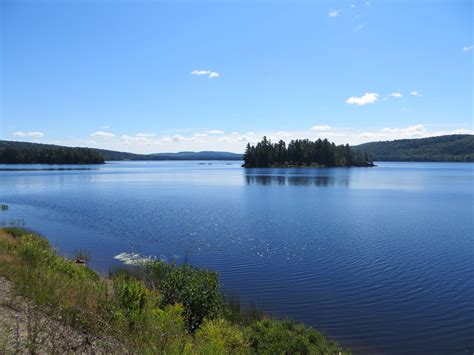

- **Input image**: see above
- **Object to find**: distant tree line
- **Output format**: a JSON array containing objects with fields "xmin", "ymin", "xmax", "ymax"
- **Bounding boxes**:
[
  {"xmin": 243, "ymin": 137, "xmax": 373, "ymax": 167},
  {"xmin": 0, "ymin": 146, "xmax": 104, "ymax": 164},
  {"xmin": 354, "ymin": 134, "xmax": 474, "ymax": 162}
]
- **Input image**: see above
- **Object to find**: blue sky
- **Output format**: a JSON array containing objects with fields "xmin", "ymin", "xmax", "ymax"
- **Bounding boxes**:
[{"xmin": 1, "ymin": 0, "xmax": 472, "ymax": 153}]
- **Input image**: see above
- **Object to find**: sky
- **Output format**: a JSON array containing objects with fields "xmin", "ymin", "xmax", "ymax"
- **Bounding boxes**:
[{"xmin": 1, "ymin": 0, "xmax": 472, "ymax": 153}]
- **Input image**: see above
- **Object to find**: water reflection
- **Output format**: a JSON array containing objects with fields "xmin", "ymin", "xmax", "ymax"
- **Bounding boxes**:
[
  {"xmin": 0, "ymin": 168, "xmax": 96, "ymax": 171},
  {"xmin": 244, "ymin": 169, "xmax": 350, "ymax": 187}
]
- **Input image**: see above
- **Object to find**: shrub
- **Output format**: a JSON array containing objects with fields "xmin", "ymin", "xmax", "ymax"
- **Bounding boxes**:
[
  {"xmin": 112, "ymin": 276, "xmax": 157, "ymax": 319},
  {"xmin": 224, "ymin": 295, "xmax": 264, "ymax": 325},
  {"xmin": 195, "ymin": 319, "xmax": 250, "ymax": 354},
  {"xmin": 110, "ymin": 275, "xmax": 190, "ymax": 353},
  {"xmin": 143, "ymin": 261, "xmax": 224, "ymax": 331},
  {"xmin": 245, "ymin": 319, "xmax": 346, "ymax": 355}
]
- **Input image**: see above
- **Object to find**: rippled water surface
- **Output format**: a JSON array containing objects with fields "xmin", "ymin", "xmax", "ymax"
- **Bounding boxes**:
[{"xmin": 1, "ymin": 161, "xmax": 473, "ymax": 353}]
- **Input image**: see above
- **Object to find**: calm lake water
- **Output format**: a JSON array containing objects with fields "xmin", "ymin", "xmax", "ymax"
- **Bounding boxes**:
[{"xmin": 1, "ymin": 161, "xmax": 473, "ymax": 354}]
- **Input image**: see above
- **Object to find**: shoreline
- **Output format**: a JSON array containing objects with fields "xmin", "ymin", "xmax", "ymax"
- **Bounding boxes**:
[
  {"xmin": 242, "ymin": 163, "xmax": 376, "ymax": 168},
  {"xmin": 0, "ymin": 227, "xmax": 350, "ymax": 354}
]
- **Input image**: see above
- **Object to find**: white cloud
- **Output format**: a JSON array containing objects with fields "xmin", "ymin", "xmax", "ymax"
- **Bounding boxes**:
[
  {"xmin": 173, "ymin": 135, "xmax": 185, "ymax": 142},
  {"xmin": 135, "ymin": 133, "xmax": 156, "ymax": 137},
  {"xmin": 205, "ymin": 130, "xmax": 224, "ymax": 134},
  {"xmin": 328, "ymin": 9, "xmax": 341, "ymax": 17},
  {"xmin": 463, "ymin": 45, "xmax": 473, "ymax": 52},
  {"xmin": 191, "ymin": 70, "xmax": 220, "ymax": 78},
  {"xmin": 380, "ymin": 124, "xmax": 426, "ymax": 135},
  {"xmin": 355, "ymin": 124, "xmax": 474, "ymax": 142},
  {"xmin": 410, "ymin": 91, "xmax": 422, "ymax": 97},
  {"xmin": 274, "ymin": 131, "xmax": 292, "ymax": 137},
  {"xmin": 40, "ymin": 123, "xmax": 473, "ymax": 154},
  {"xmin": 389, "ymin": 92, "xmax": 403, "ymax": 98},
  {"xmin": 13, "ymin": 131, "xmax": 44, "ymax": 138},
  {"xmin": 346, "ymin": 92, "xmax": 379, "ymax": 105},
  {"xmin": 358, "ymin": 124, "xmax": 432, "ymax": 141},
  {"xmin": 161, "ymin": 136, "xmax": 173, "ymax": 144},
  {"xmin": 450, "ymin": 128, "xmax": 472, "ymax": 134},
  {"xmin": 90, "ymin": 131, "xmax": 115, "ymax": 138},
  {"xmin": 311, "ymin": 125, "xmax": 332, "ymax": 131}
]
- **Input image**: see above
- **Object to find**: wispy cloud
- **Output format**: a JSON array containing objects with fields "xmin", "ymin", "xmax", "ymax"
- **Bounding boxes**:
[
  {"xmin": 44, "ymin": 123, "xmax": 473, "ymax": 154},
  {"xmin": 389, "ymin": 92, "xmax": 403, "ymax": 98},
  {"xmin": 358, "ymin": 124, "xmax": 473, "ymax": 142},
  {"xmin": 90, "ymin": 131, "xmax": 115, "ymax": 138},
  {"xmin": 353, "ymin": 23, "xmax": 367, "ymax": 32},
  {"xmin": 463, "ymin": 45, "xmax": 473, "ymax": 52},
  {"xmin": 311, "ymin": 125, "xmax": 332, "ymax": 131},
  {"xmin": 205, "ymin": 130, "xmax": 224, "ymax": 134},
  {"xmin": 410, "ymin": 91, "xmax": 423, "ymax": 97},
  {"xmin": 346, "ymin": 92, "xmax": 379, "ymax": 105},
  {"xmin": 13, "ymin": 131, "xmax": 44, "ymax": 138},
  {"xmin": 172, "ymin": 135, "xmax": 185, "ymax": 142},
  {"xmin": 328, "ymin": 9, "xmax": 341, "ymax": 17},
  {"xmin": 191, "ymin": 70, "xmax": 220, "ymax": 78},
  {"xmin": 359, "ymin": 124, "xmax": 428, "ymax": 140}
]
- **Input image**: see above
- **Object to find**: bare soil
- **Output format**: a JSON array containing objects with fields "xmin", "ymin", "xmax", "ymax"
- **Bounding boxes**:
[{"xmin": 0, "ymin": 276, "xmax": 125, "ymax": 354}]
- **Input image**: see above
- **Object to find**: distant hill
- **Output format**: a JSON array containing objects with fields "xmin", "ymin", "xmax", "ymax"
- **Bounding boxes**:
[
  {"xmin": 3, "ymin": 134, "xmax": 471, "ymax": 164},
  {"xmin": 98, "ymin": 150, "xmax": 242, "ymax": 161},
  {"xmin": 137, "ymin": 151, "xmax": 243, "ymax": 161},
  {"xmin": 354, "ymin": 134, "xmax": 474, "ymax": 162},
  {"xmin": 0, "ymin": 140, "xmax": 104, "ymax": 164},
  {"xmin": 0, "ymin": 140, "xmax": 242, "ymax": 164},
  {"xmin": 93, "ymin": 148, "xmax": 140, "ymax": 161}
]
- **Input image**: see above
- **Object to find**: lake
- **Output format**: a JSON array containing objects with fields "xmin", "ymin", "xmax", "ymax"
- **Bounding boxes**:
[{"xmin": 0, "ymin": 161, "xmax": 473, "ymax": 354}]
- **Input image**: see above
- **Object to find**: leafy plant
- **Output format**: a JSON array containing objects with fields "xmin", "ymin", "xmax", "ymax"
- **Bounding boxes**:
[
  {"xmin": 144, "ymin": 260, "xmax": 223, "ymax": 331},
  {"xmin": 245, "ymin": 319, "xmax": 346, "ymax": 355}
]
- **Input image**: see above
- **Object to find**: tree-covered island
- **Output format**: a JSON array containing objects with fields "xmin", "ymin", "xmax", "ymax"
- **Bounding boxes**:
[{"xmin": 243, "ymin": 137, "xmax": 374, "ymax": 168}]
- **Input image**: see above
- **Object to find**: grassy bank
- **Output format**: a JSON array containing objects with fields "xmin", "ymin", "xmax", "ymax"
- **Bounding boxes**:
[{"xmin": 0, "ymin": 227, "xmax": 348, "ymax": 354}]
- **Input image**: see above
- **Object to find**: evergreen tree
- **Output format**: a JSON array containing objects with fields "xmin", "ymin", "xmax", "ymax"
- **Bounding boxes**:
[{"xmin": 243, "ymin": 137, "xmax": 373, "ymax": 168}]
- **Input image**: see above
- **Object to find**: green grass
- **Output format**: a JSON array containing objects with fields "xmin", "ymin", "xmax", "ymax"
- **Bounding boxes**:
[{"xmin": 0, "ymin": 227, "xmax": 349, "ymax": 354}]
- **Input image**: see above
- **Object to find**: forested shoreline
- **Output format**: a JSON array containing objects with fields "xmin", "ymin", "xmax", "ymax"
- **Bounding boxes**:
[
  {"xmin": 0, "ymin": 141, "xmax": 104, "ymax": 164},
  {"xmin": 0, "ymin": 140, "xmax": 241, "ymax": 163},
  {"xmin": 354, "ymin": 134, "xmax": 474, "ymax": 162},
  {"xmin": 243, "ymin": 137, "xmax": 373, "ymax": 168},
  {"xmin": 2, "ymin": 134, "xmax": 472, "ymax": 164}
]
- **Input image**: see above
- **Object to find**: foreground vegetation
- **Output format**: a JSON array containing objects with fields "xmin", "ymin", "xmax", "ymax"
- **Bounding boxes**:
[
  {"xmin": 243, "ymin": 137, "xmax": 372, "ymax": 168},
  {"xmin": 0, "ymin": 227, "xmax": 348, "ymax": 354},
  {"xmin": 354, "ymin": 134, "xmax": 474, "ymax": 162}
]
